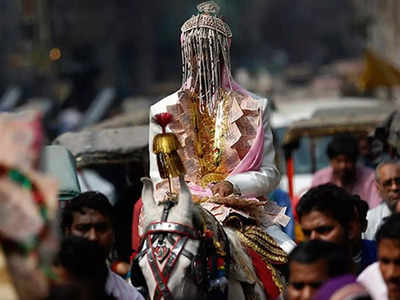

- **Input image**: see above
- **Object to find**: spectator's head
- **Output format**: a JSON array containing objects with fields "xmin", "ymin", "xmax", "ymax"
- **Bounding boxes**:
[
  {"xmin": 327, "ymin": 134, "xmax": 359, "ymax": 185},
  {"xmin": 358, "ymin": 136, "xmax": 371, "ymax": 159},
  {"xmin": 61, "ymin": 191, "xmax": 114, "ymax": 254},
  {"xmin": 296, "ymin": 184, "xmax": 358, "ymax": 247},
  {"xmin": 375, "ymin": 161, "xmax": 400, "ymax": 212},
  {"xmin": 288, "ymin": 240, "xmax": 353, "ymax": 300},
  {"xmin": 376, "ymin": 213, "xmax": 400, "ymax": 300},
  {"xmin": 347, "ymin": 195, "xmax": 370, "ymax": 275}
]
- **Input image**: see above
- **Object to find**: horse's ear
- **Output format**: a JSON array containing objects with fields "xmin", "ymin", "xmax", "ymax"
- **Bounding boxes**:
[
  {"xmin": 176, "ymin": 176, "xmax": 193, "ymax": 214},
  {"xmin": 141, "ymin": 177, "xmax": 156, "ymax": 211}
]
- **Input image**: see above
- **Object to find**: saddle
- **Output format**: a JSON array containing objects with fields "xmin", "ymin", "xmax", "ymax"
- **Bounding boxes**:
[{"xmin": 194, "ymin": 206, "xmax": 288, "ymax": 299}]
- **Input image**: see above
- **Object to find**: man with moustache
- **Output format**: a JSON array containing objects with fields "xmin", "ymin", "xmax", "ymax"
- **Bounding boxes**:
[
  {"xmin": 364, "ymin": 161, "xmax": 400, "ymax": 240},
  {"xmin": 358, "ymin": 213, "xmax": 400, "ymax": 300},
  {"xmin": 296, "ymin": 183, "xmax": 377, "ymax": 274},
  {"xmin": 311, "ymin": 134, "xmax": 381, "ymax": 208}
]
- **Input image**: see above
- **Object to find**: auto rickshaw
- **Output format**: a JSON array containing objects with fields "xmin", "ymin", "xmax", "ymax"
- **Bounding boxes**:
[{"xmin": 279, "ymin": 104, "xmax": 396, "ymax": 241}]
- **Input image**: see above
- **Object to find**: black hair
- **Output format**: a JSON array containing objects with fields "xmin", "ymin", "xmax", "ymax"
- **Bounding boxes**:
[
  {"xmin": 289, "ymin": 240, "xmax": 353, "ymax": 277},
  {"xmin": 327, "ymin": 134, "xmax": 359, "ymax": 162},
  {"xmin": 296, "ymin": 183, "xmax": 356, "ymax": 229},
  {"xmin": 376, "ymin": 213, "xmax": 400, "ymax": 243},
  {"xmin": 47, "ymin": 284, "xmax": 84, "ymax": 300},
  {"xmin": 59, "ymin": 236, "xmax": 108, "ymax": 280},
  {"xmin": 57, "ymin": 236, "xmax": 115, "ymax": 300},
  {"xmin": 353, "ymin": 195, "xmax": 369, "ymax": 232},
  {"xmin": 61, "ymin": 191, "xmax": 114, "ymax": 233}
]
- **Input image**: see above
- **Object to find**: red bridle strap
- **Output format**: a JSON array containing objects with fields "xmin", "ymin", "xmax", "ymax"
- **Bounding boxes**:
[{"xmin": 142, "ymin": 221, "xmax": 201, "ymax": 300}]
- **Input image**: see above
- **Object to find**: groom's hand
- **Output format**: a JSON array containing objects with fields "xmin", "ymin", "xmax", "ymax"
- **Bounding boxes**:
[{"xmin": 211, "ymin": 181, "xmax": 233, "ymax": 197}]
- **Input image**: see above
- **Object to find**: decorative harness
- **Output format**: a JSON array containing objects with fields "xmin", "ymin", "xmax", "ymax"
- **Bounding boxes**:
[{"xmin": 133, "ymin": 201, "xmax": 202, "ymax": 300}]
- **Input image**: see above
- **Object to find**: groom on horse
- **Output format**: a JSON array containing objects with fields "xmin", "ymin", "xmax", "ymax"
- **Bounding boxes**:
[
  {"xmin": 133, "ymin": 2, "xmax": 295, "ymax": 299},
  {"xmin": 148, "ymin": 0, "xmax": 295, "ymax": 255}
]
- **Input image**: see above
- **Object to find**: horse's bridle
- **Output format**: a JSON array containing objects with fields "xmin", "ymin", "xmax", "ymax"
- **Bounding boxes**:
[{"xmin": 133, "ymin": 201, "xmax": 202, "ymax": 300}]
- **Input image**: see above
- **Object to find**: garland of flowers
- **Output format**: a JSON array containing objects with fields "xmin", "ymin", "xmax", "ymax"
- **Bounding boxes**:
[{"xmin": 5, "ymin": 168, "xmax": 54, "ymax": 278}]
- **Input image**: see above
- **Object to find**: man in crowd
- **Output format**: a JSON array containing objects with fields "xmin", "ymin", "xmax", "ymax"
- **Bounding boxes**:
[
  {"xmin": 296, "ymin": 183, "xmax": 377, "ymax": 274},
  {"xmin": 311, "ymin": 134, "xmax": 381, "ymax": 208},
  {"xmin": 358, "ymin": 213, "xmax": 400, "ymax": 300},
  {"xmin": 288, "ymin": 240, "xmax": 353, "ymax": 300},
  {"xmin": 364, "ymin": 160, "xmax": 400, "ymax": 240},
  {"xmin": 61, "ymin": 191, "xmax": 143, "ymax": 300}
]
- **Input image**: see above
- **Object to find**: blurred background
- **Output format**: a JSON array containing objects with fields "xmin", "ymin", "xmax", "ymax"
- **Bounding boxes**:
[{"xmin": 2, "ymin": 0, "xmax": 400, "ymax": 139}]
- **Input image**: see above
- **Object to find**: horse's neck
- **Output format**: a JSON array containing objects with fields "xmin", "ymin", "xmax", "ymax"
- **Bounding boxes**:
[{"xmin": 194, "ymin": 207, "xmax": 268, "ymax": 300}]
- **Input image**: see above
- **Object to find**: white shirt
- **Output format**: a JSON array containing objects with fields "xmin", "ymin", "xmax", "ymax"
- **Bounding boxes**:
[
  {"xmin": 364, "ymin": 202, "xmax": 391, "ymax": 240},
  {"xmin": 106, "ymin": 269, "xmax": 144, "ymax": 300},
  {"xmin": 265, "ymin": 225, "xmax": 296, "ymax": 254},
  {"xmin": 357, "ymin": 262, "xmax": 387, "ymax": 300}
]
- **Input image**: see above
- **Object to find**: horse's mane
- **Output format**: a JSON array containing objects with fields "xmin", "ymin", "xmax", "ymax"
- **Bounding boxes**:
[{"xmin": 192, "ymin": 205, "xmax": 259, "ymax": 284}]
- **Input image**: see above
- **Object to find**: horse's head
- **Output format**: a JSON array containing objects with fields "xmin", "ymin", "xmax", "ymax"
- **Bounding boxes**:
[
  {"xmin": 140, "ymin": 177, "xmax": 194, "ymax": 230},
  {"xmin": 135, "ymin": 177, "xmax": 206, "ymax": 300}
]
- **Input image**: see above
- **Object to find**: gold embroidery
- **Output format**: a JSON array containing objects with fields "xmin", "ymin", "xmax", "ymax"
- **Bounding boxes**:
[
  {"xmin": 236, "ymin": 226, "xmax": 288, "ymax": 294},
  {"xmin": 188, "ymin": 89, "xmax": 230, "ymax": 185},
  {"xmin": 237, "ymin": 231, "xmax": 287, "ymax": 264},
  {"xmin": 242, "ymin": 226, "xmax": 288, "ymax": 260}
]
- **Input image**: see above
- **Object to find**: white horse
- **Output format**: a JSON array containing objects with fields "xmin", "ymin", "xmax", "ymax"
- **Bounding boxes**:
[{"xmin": 134, "ymin": 176, "xmax": 275, "ymax": 300}]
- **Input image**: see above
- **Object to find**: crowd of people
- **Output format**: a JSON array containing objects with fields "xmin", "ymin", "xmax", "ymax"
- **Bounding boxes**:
[{"xmin": 285, "ymin": 134, "xmax": 400, "ymax": 300}]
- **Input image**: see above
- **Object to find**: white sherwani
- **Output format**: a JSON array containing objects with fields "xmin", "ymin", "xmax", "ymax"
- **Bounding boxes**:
[
  {"xmin": 148, "ymin": 91, "xmax": 296, "ymax": 253},
  {"xmin": 149, "ymin": 91, "xmax": 280, "ymax": 198}
]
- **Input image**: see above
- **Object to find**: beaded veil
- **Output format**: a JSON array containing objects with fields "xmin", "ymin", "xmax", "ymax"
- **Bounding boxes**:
[{"xmin": 180, "ymin": 1, "xmax": 232, "ymax": 115}]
